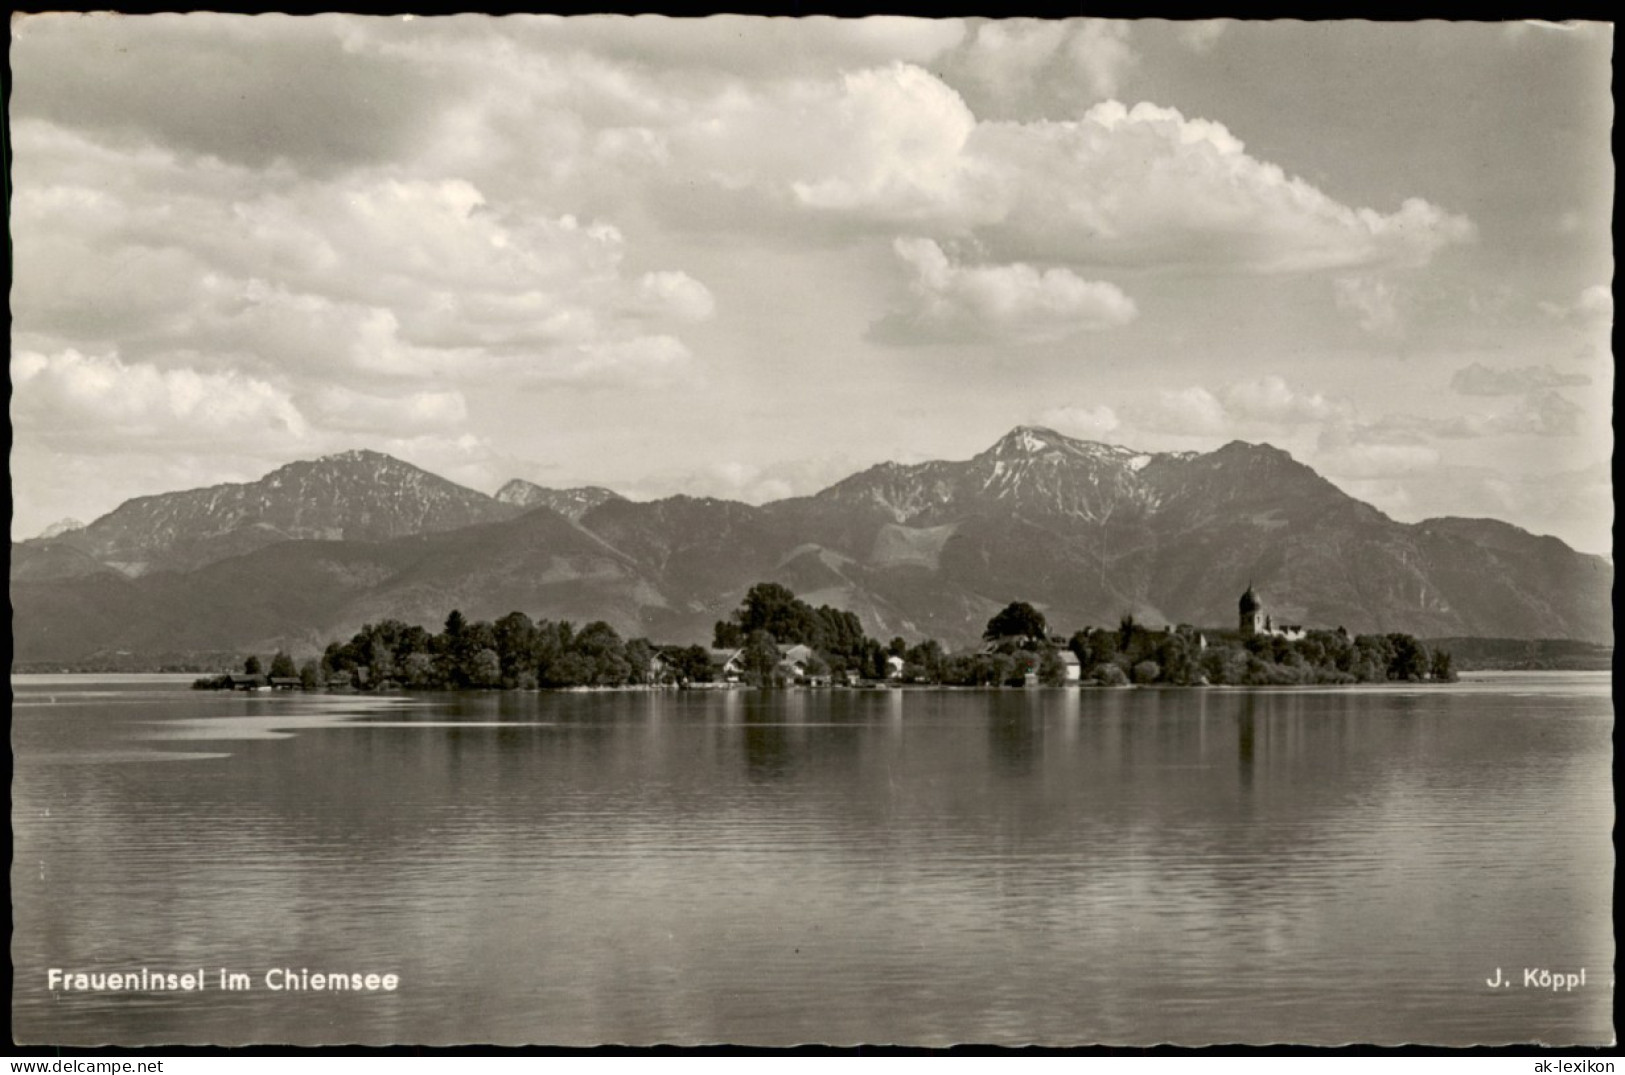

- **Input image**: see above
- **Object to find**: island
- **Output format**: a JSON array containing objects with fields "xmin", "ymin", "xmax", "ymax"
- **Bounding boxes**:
[{"xmin": 195, "ymin": 581, "xmax": 1455, "ymax": 692}]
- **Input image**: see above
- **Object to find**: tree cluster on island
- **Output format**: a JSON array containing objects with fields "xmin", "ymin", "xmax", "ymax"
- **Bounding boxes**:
[
  {"xmin": 709, "ymin": 581, "xmax": 926, "ymax": 683},
  {"xmin": 1066, "ymin": 612, "xmax": 1455, "ymax": 686},
  {"xmin": 195, "ymin": 582, "xmax": 1454, "ymax": 691},
  {"xmin": 908, "ymin": 601, "xmax": 1454, "ymax": 687},
  {"xmin": 198, "ymin": 612, "xmax": 663, "ymax": 691}
]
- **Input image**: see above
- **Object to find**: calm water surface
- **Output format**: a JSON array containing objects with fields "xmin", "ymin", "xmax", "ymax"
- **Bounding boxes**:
[{"xmin": 10, "ymin": 673, "xmax": 1614, "ymax": 1046}]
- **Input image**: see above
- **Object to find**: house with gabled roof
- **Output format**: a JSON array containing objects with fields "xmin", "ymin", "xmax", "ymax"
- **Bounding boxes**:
[
  {"xmin": 779, "ymin": 643, "xmax": 815, "ymax": 666},
  {"xmin": 707, "ymin": 648, "xmax": 745, "ymax": 682}
]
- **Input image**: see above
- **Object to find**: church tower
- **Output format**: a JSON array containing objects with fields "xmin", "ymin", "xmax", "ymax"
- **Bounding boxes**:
[{"xmin": 1239, "ymin": 585, "xmax": 1266, "ymax": 637}]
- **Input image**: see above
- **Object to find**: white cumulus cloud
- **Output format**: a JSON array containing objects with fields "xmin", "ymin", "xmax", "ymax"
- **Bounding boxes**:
[
  {"xmin": 950, "ymin": 20, "xmax": 1071, "ymax": 112},
  {"xmin": 1038, "ymin": 404, "xmax": 1121, "ymax": 441},
  {"xmin": 1315, "ymin": 441, "xmax": 1441, "ymax": 479},
  {"xmin": 631, "ymin": 271, "xmax": 716, "ymax": 322},
  {"xmin": 1134, "ymin": 386, "xmax": 1230, "ymax": 436},
  {"xmin": 11, "ymin": 142, "xmax": 715, "ymax": 392},
  {"xmin": 1129, "ymin": 376, "xmax": 1347, "ymax": 438},
  {"xmin": 784, "ymin": 64, "xmax": 985, "ymax": 224},
  {"xmin": 1334, "ymin": 275, "xmax": 1402, "ymax": 336},
  {"xmin": 1439, "ymin": 391, "xmax": 1586, "ymax": 438},
  {"xmin": 1450, "ymin": 361, "xmax": 1592, "ymax": 397},
  {"xmin": 873, "ymin": 237, "xmax": 1137, "ymax": 345},
  {"xmin": 945, "ymin": 19, "xmax": 1138, "ymax": 114},
  {"xmin": 1539, "ymin": 283, "xmax": 1613, "ymax": 323},
  {"xmin": 303, "ymin": 385, "xmax": 469, "ymax": 435},
  {"xmin": 1223, "ymin": 375, "xmax": 1350, "ymax": 425},
  {"xmin": 11, "ymin": 348, "xmax": 308, "ymax": 445},
  {"xmin": 594, "ymin": 62, "xmax": 1474, "ymax": 279},
  {"xmin": 975, "ymin": 102, "xmax": 1476, "ymax": 272},
  {"xmin": 1067, "ymin": 20, "xmax": 1139, "ymax": 99}
]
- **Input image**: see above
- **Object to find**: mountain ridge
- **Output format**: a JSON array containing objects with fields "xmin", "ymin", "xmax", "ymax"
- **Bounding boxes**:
[
  {"xmin": 16, "ymin": 449, "xmax": 524, "ymax": 577},
  {"xmin": 494, "ymin": 480, "xmax": 625, "ymax": 521},
  {"xmin": 11, "ymin": 428, "xmax": 1612, "ymax": 660}
]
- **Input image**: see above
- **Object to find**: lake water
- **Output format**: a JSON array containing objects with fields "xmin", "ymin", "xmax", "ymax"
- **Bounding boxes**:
[{"xmin": 10, "ymin": 673, "xmax": 1614, "ymax": 1047}]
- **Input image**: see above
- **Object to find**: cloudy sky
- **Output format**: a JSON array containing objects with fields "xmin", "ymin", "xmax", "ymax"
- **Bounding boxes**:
[{"xmin": 10, "ymin": 16, "xmax": 1613, "ymax": 555}]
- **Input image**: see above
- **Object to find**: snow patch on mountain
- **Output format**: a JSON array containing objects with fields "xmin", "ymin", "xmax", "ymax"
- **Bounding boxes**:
[{"xmin": 495, "ymin": 480, "xmax": 625, "ymax": 521}]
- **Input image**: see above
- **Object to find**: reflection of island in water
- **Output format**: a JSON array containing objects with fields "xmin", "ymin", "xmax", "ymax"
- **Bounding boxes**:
[{"xmin": 10, "ymin": 676, "xmax": 1612, "ymax": 1047}]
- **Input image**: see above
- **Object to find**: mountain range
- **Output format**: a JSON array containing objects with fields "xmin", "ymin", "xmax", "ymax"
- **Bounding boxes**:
[
  {"xmin": 494, "ymin": 480, "xmax": 624, "ymax": 520},
  {"xmin": 10, "ymin": 428, "xmax": 1613, "ymax": 664}
]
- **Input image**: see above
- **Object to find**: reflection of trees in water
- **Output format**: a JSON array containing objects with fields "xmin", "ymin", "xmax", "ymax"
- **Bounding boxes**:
[
  {"xmin": 742, "ymin": 717, "xmax": 795, "ymax": 781},
  {"xmin": 65, "ymin": 687, "xmax": 1446, "ymax": 895},
  {"xmin": 1237, "ymin": 695, "xmax": 1255, "ymax": 790},
  {"xmin": 737, "ymin": 692, "xmax": 872, "ymax": 783},
  {"xmin": 737, "ymin": 691, "xmax": 795, "ymax": 780},
  {"xmin": 986, "ymin": 693, "xmax": 1042, "ymax": 776},
  {"xmin": 1226, "ymin": 689, "xmax": 1428, "ymax": 809}
]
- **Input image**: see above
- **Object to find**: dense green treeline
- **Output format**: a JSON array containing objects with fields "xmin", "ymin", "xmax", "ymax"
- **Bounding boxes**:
[
  {"xmin": 712, "ymin": 582, "xmax": 899, "ymax": 680},
  {"xmin": 1067, "ymin": 615, "xmax": 1454, "ymax": 686},
  {"xmin": 918, "ymin": 604, "xmax": 1454, "ymax": 687},
  {"xmin": 924, "ymin": 603, "xmax": 1455, "ymax": 687},
  {"xmin": 196, "ymin": 581, "xmax": 1454, "ymax": 691},
  {"xmin": 319, "ymin": 611, "xmax": 664, "ymax": 689},
  {"xmin": 197, "ymin": 611, "xmax": 664, "ymax": 691}
]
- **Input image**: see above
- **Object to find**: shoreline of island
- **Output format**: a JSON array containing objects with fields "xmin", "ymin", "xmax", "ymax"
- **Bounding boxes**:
[{"xmin": 156, "ymin": 580, "xmax": 1487, "ymax": 695}]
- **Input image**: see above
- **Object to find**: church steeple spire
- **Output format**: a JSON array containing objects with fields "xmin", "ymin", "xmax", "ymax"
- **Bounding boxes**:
[{"xmin": 1239, "ymin": 584, "xmax": 1264, "ymax": 635}]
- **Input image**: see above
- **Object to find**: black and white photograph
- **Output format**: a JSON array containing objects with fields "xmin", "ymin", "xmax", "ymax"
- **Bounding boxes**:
[{"xmin": 8, "ymin": 14, "xmax": 1614, "ymax": 1049}]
